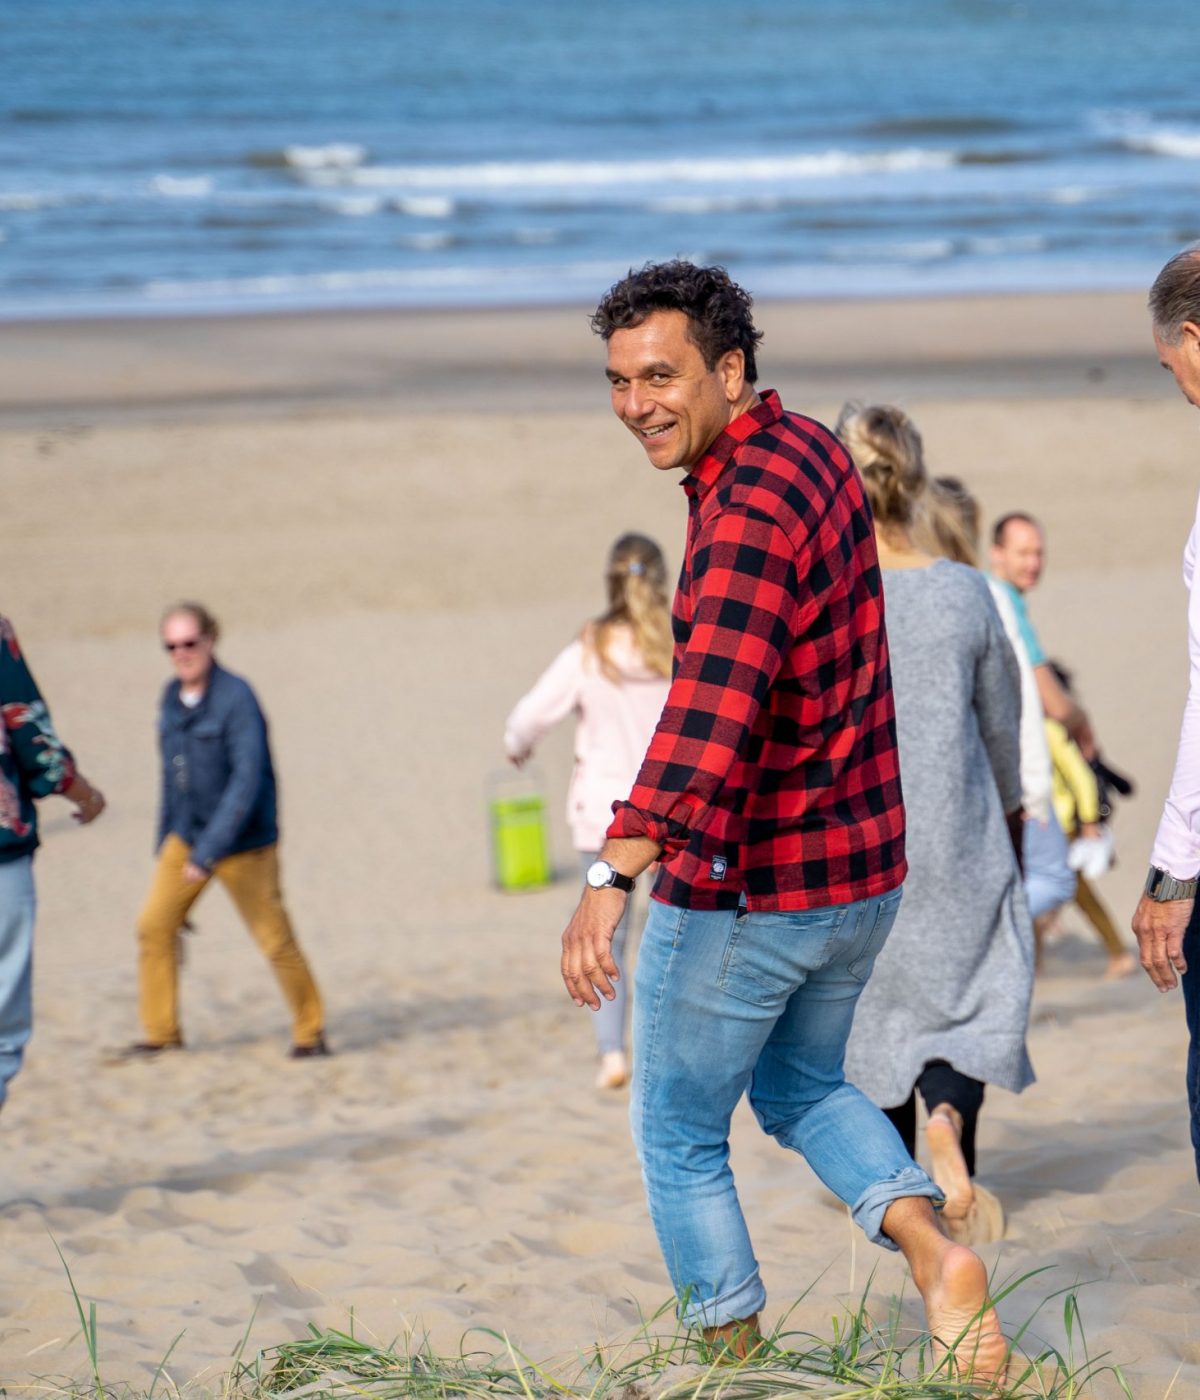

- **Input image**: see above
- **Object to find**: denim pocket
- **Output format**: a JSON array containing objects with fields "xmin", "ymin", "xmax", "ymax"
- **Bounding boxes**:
[
  {"xmin": 717, "ymin": 909, "xmax": 842, "ymax": 1006},
  {"xmin": 846, "ymin": 890, "xmax": 903, "ymax": 984}
]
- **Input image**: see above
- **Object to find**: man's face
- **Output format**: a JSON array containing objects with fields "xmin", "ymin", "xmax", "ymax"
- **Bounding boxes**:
[
  {"xmin": 162, "ymin": 611, "xmax": 215, "ymax": 688},
  {"xmin": 605, "ymin": 309, "xmax": 746, "ymax": 472},
  {"xmin": 990, "ymin": 519, "xmax": 1045, "ymax": 594},
  {"xmin": 1154, "ymin": 322, "xmax": 1200, "ymax": 409}
]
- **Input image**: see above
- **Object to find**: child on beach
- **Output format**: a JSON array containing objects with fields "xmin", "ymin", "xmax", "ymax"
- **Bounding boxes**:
[{"xmin": 504, "ymin": 534, "xmax": 670, "ymax": 1089}]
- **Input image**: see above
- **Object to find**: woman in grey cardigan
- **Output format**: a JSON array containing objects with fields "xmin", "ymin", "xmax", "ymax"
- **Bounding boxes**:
[{"xmin": 839, "ymin": 404, "xmax": 1034, "ymax": 1247}]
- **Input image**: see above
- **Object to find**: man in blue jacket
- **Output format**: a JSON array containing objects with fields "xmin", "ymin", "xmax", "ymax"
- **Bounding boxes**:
[{"xmin": 133, "ymin": 602, "xmax": 326, "ymax": 1057}]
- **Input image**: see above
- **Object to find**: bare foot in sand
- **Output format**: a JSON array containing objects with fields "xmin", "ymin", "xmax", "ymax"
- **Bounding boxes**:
[
  {"xmin": 883, "ymin": 1197, "xmax": 1008, "ymax": 1390},
  {"xmin": 920, "ymin": 1239, "xmax": 1009, "ymax": 1387},
  {"xmin": 926, "ymin": 1104, "xmax": 974, "ymax": 1224}
]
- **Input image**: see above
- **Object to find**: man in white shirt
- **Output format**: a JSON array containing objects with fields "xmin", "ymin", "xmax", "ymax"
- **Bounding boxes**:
[{"xmin": 1133, "ymin": 242, "xmax": 1200, "ymax": 1182}]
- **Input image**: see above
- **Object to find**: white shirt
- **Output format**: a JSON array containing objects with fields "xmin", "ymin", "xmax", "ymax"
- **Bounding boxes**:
[
  {"xmin": 1151, "ymin": 487, "xmax": 1200, "ymax": 879},
  {"xmin": 987, "ymin": 578, "xmax": 1053, "ymax": 823}
]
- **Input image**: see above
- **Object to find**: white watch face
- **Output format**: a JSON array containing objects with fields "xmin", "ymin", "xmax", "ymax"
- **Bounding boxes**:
[{"xmin": 586, "ymin": 860, "xmax": 612, "ymax": 889}]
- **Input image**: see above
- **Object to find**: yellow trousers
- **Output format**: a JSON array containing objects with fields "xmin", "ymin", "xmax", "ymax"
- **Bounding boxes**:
[{"xmin": 136, "ymin": 833, "xmax": 324, "ymax": 1047}]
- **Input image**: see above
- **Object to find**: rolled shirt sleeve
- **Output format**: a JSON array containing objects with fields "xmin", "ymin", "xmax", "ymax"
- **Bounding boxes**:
[
  {"xmin": 1151, "ymin": 497, "xmax": 1200, "ymax": 880},
  {"xmin": 608, "ymin": 507, "xmax": 800, "ymax": 858},
  {"xmin": 0, "ymin": 618, "xmax": 76, "ymax": 799}
]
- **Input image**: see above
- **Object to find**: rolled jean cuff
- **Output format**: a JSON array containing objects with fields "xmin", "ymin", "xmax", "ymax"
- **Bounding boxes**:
[
  {"xmin": 851, "ymin": 1165, "xmax": 944, "ymax": 1251},
  {"xmin": 677, "ymin": 1266, "xmax": 766, "ymax": 1331}
]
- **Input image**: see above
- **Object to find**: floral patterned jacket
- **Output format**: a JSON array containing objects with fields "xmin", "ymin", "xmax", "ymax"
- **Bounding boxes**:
[{"xmin": 0, "ymin": 616, "xmax": 76, "ymax": 864}]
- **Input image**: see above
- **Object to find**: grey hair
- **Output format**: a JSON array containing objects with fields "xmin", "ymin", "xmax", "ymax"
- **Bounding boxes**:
[{"xmin": 1149, "ymin": 243, "xmax": 1200, "ymax": 344}]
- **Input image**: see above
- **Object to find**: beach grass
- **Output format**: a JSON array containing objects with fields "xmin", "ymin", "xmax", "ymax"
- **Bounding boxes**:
[{"xmin": 15, "ymin": 1257, "xmax": 1135, "ymax": 1400}]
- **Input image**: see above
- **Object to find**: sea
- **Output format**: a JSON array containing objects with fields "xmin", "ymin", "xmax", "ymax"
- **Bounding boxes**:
[{"xmin": 3, "ymin": 0, "xmax": 1200, "ymax": 318}]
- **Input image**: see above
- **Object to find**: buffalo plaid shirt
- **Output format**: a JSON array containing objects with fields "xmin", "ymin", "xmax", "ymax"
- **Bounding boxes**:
[{"xmin": 607, "ymin": 390, "xmax": 906, "ymax": 911}]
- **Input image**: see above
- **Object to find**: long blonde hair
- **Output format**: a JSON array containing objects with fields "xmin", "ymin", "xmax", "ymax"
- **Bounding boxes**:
[
  {"xmin": 589, "ymin": 533, "xmax": 672, "ymax": 681},
  {"xmin": 916, "ymin": 475, "xmax": 981, "ymax": 566}
]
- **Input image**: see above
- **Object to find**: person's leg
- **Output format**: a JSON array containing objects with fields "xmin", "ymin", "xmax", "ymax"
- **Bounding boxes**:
[
  {"xmin": 745, "ymin": 894, "xmax": 1005, "ymax": 1385},
  {"xmin": 631, "ymin": 899, "xmax": 779, "ymax": 1334},
  {"xmin": 918, "ymin": 1060, "xmax": 985, "ymax": 1176},
  {"xmin": 136, "ymin": 834, "xmax": 207, "ymax": 1045},
  {"xmin": 745, "ymin": 892, "xmax": 940, "ymax": 1243},
  {"xmin": 215, "ymin": 844, "xmax": 324, "ymax": 1048},
  {"xmin": 882, "ymin": 1093, "xmax": 918, "ymax": 1160},
  {"xmin": 1073, "ymin": 873, "xmax": 1137, "ymax": 976},
  {"xmin": 1022, "ymin": 812, "xmax": 1075, "ymax": 921},
  {"xmin": 1183, "ymin": 899, "xmax": 1200, "ymax": 1185},
  {"xmin": 0, "ymin": 856, "xmax": 36, "ymax": 1106}
]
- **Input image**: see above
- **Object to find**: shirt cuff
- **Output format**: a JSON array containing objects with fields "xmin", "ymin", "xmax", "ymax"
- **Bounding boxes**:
[{"xmin": 606, "ymin": 796, "xmax": 699, "ymax": 858}]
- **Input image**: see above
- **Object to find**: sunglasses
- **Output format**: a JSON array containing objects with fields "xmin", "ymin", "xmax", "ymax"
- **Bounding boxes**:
[{"xmin": 163, "ymin": 638, "xmax": 203, "ymax": 653}]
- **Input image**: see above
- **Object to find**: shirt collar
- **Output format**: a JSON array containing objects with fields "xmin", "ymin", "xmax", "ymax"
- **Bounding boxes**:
[{"xmin": 681, "ymin": 389, "xmax": 783, "ymax": 499}]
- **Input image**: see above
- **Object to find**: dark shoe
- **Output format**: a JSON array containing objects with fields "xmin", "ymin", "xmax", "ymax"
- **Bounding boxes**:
[
  {"xmin": 289, "ymin": 1035, "xmax": 330, "ymax": 1059},
  {"xmin": 120, "ymin": 1039, "xmax": 184, "ymax": 1058}
]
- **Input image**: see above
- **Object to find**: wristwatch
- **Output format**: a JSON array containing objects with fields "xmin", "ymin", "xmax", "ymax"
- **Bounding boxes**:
[
  {"xmin": 585, "ymin": 859, "xmax": 634, "ymax": 893},
  {"xmin": 1144, "ymin": 865, "xmax": 1199, "ymax": 902}
]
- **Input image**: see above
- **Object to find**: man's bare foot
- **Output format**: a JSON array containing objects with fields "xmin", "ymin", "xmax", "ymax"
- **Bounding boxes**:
[
  {"xmin": 918, "ymin": 1240, "xmax": 1009, "ymax": 1389},
  {"xmin": 926, "ymin": 1104, "xmax": 974, "ymax": 1225},
  {"xmin": 701, "ymin": 1313, "xmax": 763, "ymax": 1364}
]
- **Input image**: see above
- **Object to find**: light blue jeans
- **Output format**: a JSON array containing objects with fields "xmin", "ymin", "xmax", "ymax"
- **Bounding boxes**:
[
  {"xmin": 579, "ymin": 851, "xmax": 635, "ymax": 1056},
  {"xmin": 1023, "ymin": 810, "xmax": 1075, "ymax": 920},
  {"xmin": 0, "ymin": 855, "xmax": 36, "ymax": 1108},
  {"xmin": 630, "ymin": 889, "xmax": 942, "ymax": 1330}
]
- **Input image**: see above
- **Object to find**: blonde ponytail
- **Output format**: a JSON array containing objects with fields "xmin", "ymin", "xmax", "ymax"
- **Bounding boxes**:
[{"xmin": 591, "ymin": 533, "xmax": 672, "ymax": 681}]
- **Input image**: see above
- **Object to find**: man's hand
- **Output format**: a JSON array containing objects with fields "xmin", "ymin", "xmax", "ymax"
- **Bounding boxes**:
[
  {"xmin": 182, "ymin": 861, "xmax": 209, "ymax": 885},
  {"xmin": 561, "ymin": 888, "xmax": 626, "ymax": 1010},
  {"xmin": 1131, "ymin": 893, "xmax": 1192, "ymax": 991}
]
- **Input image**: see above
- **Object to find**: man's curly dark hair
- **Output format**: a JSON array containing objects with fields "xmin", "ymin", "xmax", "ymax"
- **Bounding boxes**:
[{"xmin": 591, "ymin": 260, "xmax": 763, "ymax": 383}]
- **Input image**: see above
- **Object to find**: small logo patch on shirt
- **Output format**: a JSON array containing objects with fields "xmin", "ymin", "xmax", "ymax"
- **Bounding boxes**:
[{"xmin": 709, "ymin": 856, "xmax": 728, "ymax": 882}]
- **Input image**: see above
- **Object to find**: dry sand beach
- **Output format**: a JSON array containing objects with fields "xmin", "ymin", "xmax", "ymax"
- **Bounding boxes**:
[{"xmin": 0, "ymin": 291, "xmax": 1198, "ymax": 1396}]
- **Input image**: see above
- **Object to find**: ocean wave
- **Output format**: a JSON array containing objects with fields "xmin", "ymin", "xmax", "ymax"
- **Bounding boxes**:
[
  {"xmin": 1091, "ymin": 109, "xmax": 1200, "ymax": 159},
  {"xmin": 859, "ymin": 115, "xmax": 1020, "ymax": 138},
  {"xmin": 399, "ymin": 231, "xmax": 456, "ymax": 251},
  {"xmin": 151, "ymin": 174, "xmax": 214, "ymax": 198},
  {"xmin": 284, "ymin": 143, "xmax": 367, "ymax": 171},
  {"xmin": 391, "ymin": 195, "xmax": 456, "ymax": 218},
  {"xmin": 648, "ymin": 194, "xmax": 785, "ymax": 214},
  {"xmin": 302, "ymin": 147, "xmax": 956, "ymax": 193},
  {"xmin": 964, "ymin": 234, "xmax": 1048, "ymax": 256},
  {"xmin": 0, "ymin": 191, "xmax": 65, "ymax": 211},
  {"xmin": 319, "ymin": 194, "xmax": 385, "ymax": 217},
  {"xmin": 827, "ymin": 237, "xmax": 956, "ymax": 263}
]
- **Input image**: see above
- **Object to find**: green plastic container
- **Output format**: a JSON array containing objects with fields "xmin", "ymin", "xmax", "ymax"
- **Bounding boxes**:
[{"xmin": 488, "ymin": 778, "xmax": 552, "ymax": 891}]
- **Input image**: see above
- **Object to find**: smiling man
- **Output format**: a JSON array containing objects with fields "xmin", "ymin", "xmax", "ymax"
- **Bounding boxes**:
[
  {"xmin": 1133, "ymin": 242, "xmax": 1200, "ymax": 1183},
  {"xmin": 558, "ymin": 261, "xmax": 1007, "ymax": 1384}
]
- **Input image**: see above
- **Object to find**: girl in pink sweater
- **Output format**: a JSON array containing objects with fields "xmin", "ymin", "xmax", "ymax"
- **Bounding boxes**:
[{"xmin": 504, "ymin": 534, "xmax": 671, "ymax": 1088}]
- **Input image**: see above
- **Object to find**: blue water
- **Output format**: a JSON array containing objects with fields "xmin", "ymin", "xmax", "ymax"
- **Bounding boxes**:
[{"xmin": 3, "ymin": 0, "xmax": 1200, "ymax": 316}]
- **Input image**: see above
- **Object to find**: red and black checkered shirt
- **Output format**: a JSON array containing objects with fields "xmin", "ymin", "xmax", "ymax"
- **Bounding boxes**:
[{"xmin": 607, "ymin": 389, "xmax": 906, "ymax": 911}]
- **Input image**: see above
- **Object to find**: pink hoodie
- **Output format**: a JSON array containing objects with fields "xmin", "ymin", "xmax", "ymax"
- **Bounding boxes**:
[{"xmin": 504, "ymin": 626, "xmax": 670, "ymax": 851}]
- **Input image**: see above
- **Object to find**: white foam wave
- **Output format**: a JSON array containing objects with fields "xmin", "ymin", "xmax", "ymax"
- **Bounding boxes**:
[
  {"xmin": 965, "ymin": 234, "xmax": 1047, "ymax": 256},
  {"xmin": 391, "ymin": 195, "xmax": 456, "ymax": 218},
  {"xmin": 649, "ymin": 194, "xmax": 785, "ymax": 214},
  {"xmin": 284, "ymin": 143, "xmax": 366, "ymax": 171},
  {"xmin": 312, "ymin": 147, "xmax": 955, "ymax": 192},
  {"xmin": 320, "ymin": 195, "xmax": 384, "ymax": 217},
  {"xmin": 151, "ymin": 175, "xmax": 214, "ymax": 198},
  {"xmin": 513, "ymin": 227, "xmax": 557, "ymax": 245},
  {"xmin": 1092, "ymin": 109, "xmax": 1200, "ymax": 160},
  {"xmin": 829, "ymin": 237, "xmax": 955, "ymax": 263},
  {"xmin": 0, "ymin": 192, "xmax": 64, "ymax": 211}
]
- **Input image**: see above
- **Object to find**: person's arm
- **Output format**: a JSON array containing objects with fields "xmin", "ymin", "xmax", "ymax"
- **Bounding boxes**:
[
  {"xmin": 0, "ymin": 623, "xmax": 104, "ymax": 825},
  {"xmin": 186, "ymin": 684, "xmax": 268, "ymax": 872},
  {"xmin": 560, "ymin": 508, "xmax": 802, "ymax": 1009},
  {"xmin": 1133, "ymin": 522, "xmax": 1200, "ymax": 990},
  {"xmin": 1035, "ymin": 663, "xmax": 1096, "ymax": 760},
  {"xmin": 503, "ymin": 639, "xmax": 584, "ymax": 767}
]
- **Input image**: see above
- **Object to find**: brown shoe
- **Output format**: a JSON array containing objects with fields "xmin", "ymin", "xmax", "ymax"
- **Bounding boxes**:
[
  {"xmin": 289, "ymin": 1036, "xmax": 330, "ymax": 1059},
  {"xmin": 120, "ymin": 1039, "xmax": 184, "ymax": 1058}
]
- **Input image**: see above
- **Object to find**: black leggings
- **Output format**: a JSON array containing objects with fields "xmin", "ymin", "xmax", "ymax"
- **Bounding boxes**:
[{"xmin": 883, "ymin": 1060, "xmax": 986, "ymax": 1177}]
